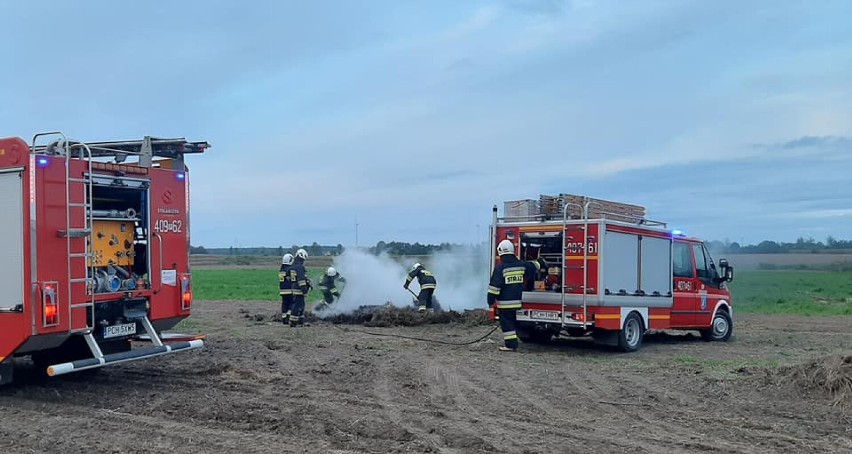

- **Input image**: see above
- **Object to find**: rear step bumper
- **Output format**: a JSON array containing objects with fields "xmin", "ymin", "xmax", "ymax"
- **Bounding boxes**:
[{"xmin": 46, "ymin": 339, "xmax": 203, "ymax": 377}]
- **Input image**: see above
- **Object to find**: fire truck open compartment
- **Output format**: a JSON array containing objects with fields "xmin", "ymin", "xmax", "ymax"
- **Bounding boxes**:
[
  {"xmin": 518, "ymin": 232, "xmax": 563, "ymax": 292},
  {"xmin": 89, "ymin": 180, "xmax": 150, "ymax": 292}
]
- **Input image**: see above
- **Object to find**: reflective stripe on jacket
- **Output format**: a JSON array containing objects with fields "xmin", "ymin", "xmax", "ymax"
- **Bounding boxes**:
[
  {"xmin": 406, "ymin": 266, "xmax": 437, "ymax": 290},
  {"xmin": 279, "ymin": 264, "xmax": 292, "ymax": 295},
  {"xmin": 487, "ymin": 254, "xmax": 536, "ymax": 309}
]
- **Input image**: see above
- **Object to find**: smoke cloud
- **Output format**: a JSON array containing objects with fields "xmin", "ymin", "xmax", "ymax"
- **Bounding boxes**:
[
  {"xmin": 428, "ymin": 245, "xmax": 489, "ymax": 311},
  {"xmin": 328, "ymin": 249, "xmax": 412, "ymax": 313},
  {"xmin": 324, "ymin": 246, "xmax": 490, "ymax": 314}
]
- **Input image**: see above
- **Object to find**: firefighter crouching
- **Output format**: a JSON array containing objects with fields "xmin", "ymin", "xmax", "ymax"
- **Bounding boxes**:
[
  {"xmin": 278, "ymin": 253, "xmax": 295, "ymax": 324},
  {"xmin": 523, "ymin": 242, "xmax": 548, "ymax": 281},
  {"xmin": 316, "ymin": 267, "xmax": 346, "ymax": 311},
  {"xmin": 289, "ymin": 249, "xmax": 312, "ymax": 327},
  {"xmin": 488, "ymin": 240, "xmax": 537, "ymax": 352},
  {"xmin": 404, "ymin": 262, "xmax": 437, "ymax": 312}
]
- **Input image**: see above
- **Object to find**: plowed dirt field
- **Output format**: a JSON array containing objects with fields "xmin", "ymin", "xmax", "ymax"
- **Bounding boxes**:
[{"xmin": 1, "ymin": 300, "xmax": 850, "ymax": 454}]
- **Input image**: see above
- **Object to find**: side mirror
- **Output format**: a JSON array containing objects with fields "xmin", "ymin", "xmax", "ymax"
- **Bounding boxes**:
[{"xmin": 719, "ymin": 258, "xmax": 734, "ymax": 282}]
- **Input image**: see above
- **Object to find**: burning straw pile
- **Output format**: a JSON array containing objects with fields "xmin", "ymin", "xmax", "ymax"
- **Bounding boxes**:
[
  {"xmin": 238, "ymin": 305, "xmax": 492, "ymax": 327},
  {"xmin": 322, "ymin": 304, "xmax": 492, "ymax": 328},
  {"xmin": 780, "ymin": 355, "xmax": 852, "ymax": 406}
]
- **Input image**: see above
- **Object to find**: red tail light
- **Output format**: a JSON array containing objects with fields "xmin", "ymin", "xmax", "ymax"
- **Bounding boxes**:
[
  {"xmin": 42, "ymin": 281, "xmax": 59, "ymax": 327},
  {"xmin": 180, "ymin": 273, "xmax": 192, "ymax": 310}
]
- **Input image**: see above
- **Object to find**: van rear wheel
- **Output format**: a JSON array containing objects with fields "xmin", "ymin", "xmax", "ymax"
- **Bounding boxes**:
[{"xmin": 618, "ymin": 312, "xmax": 644, "ymax": 352}]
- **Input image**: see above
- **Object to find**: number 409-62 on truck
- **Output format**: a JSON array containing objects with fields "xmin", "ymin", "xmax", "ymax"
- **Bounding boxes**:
[
  {"xmin": 491, "ymin": 194, "xmax": 735, "ymax": 352},
  {"xmin": 0, "ymin": 132, "xmax": 208, "ymax": 385}
]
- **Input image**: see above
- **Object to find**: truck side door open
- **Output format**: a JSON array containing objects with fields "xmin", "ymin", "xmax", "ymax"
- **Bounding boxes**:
[{"xmin": 519, "ymin": 233, "xmax": 562, "ymax": 292}]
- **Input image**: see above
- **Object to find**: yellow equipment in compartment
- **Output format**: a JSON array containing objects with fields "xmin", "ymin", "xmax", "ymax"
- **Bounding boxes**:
[{"xmin": 89, "ymin": 220, "xmax": 135, "ymax": 267}]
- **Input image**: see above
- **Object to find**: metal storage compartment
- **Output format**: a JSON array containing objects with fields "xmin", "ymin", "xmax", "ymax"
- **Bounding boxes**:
[
  {"xmin": 503, "ymin": 199, "xmax": 539, "ymax": 217},
  {"xmin": 0, "ymin": 170, "xmax": 24, "ymax": 311}
]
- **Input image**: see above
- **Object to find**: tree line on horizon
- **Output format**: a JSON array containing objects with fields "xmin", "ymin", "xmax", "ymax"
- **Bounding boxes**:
[
  {"xmin": 190, "ymin": 236, "xmax": 851, "ymax": 256},
  {"xmin": 189, "ymin": 241, "xmax": 477, "ymax": 256},
  {"xmin": 707, "ymin": 236, "xmax": 852, "ymax": 254}
]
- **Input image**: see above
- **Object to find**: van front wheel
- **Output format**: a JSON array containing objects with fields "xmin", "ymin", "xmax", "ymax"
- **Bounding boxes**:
[{"xmin": 700, "ymin": 310, "xmax": 732, "ymax": 342}]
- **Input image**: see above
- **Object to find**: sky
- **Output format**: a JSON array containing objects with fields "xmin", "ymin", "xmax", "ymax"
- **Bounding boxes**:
[{"xmin": 1, "ymin": 0, "xmax": 850, "ymax": 248}]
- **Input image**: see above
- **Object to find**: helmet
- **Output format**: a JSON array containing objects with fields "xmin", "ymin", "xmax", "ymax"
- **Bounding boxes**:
[
  {"xmin": 497, "ymin": 239, "xmax": 515, "ymax": 256},
  {"xmin": 326, "ymin": 267, "xmax": 336, "ymax": 276},
  {"xmin": 410, "ymin": 262, "xmax": 422, "ymax": 272},
  {"xmin": 295, "ymin": 249, "xmax": 308, "ymax": 260},
  {"xmin": 282, "ymin": 254, "xmax": 294, "ymax": 265}
]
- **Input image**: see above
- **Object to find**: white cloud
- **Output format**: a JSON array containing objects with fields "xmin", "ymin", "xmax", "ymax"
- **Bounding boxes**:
[
  {"xmin": 3, "ymin": 1, "xmax": 852, "ymax": 247},
  {"xmin": 787, "ymin": 209, "xmax": 852, "ymax": 220}
]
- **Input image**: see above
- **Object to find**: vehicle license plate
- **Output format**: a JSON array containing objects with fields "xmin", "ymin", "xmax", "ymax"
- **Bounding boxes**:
[
  {"xmin": 530, "ymin": 310, "xmax": 559, "ymax": 320},
  {"xmin": 104, "ymin": 323, "xmax": 137, "ymax": 338}
]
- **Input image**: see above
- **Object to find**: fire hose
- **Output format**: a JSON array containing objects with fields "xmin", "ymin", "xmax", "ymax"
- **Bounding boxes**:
[
  {"xmin": 334, "ymin": 323, "xmax": 500, "ymax": 346},
  {"xmin": 405, "ymin": 287, "xmax": 419, "ymax": 300}
]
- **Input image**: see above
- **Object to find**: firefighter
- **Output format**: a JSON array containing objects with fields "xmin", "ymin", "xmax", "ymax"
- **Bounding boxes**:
[
  {"xmin": 289, "ymin": 248, "xmax": 312, "ymax": 327},
  {"xmin": 523, "ymin": 242, "xmax": 548, "ymax": 281},
  {"xmin": 404, "ymin": 262, "xmax": 437, "ymax": 312},
  {"xmin": 316, "ymin": 267, "xmax": 346, "ymax": 311},
  {"xmin": 278, "ymin": 253, "xmax": 295, "ymax": 324},
  {"xmin": 488, "ymin": 239, "xmax": 537, "ymax": 351}
]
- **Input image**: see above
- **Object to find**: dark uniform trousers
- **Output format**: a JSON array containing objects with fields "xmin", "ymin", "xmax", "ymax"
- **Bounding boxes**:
[
  {"xmin": 418, "ymin": 288, "xmax": 435, "ymax": 310},
  {"xmin": 494, "ymin": 303, "xmax": 520, "ymax": 349},
  {"xmin": 487, "ymin": 256, "xmax": 535, "ymax": 350},
  {"xmin": 406, "ymin": 267, "xmax": 437, "ymax": 310},
  {"xmin": 319, "ymin": 274, "xmax": 343, "ymax": 305},
  {"xmin": 290, "ymin": 261, "xmax": 309, "ymax": 326},
  {"xmin": 322, "ymin": 287, "xmax": 340, "ymax": 305}
]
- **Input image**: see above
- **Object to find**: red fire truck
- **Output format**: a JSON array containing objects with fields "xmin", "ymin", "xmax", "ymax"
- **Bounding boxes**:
[
  {"xmin": 0, "ymin": 132, "xmax": 207, "ymax": 384},
  {"xmin": 491, "ymin": 195, "xmax": 734, "ymax": 352}
]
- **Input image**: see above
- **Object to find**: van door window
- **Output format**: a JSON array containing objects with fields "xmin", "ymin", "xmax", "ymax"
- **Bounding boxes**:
[
  {"xmin": 700, "ymin": 244, "xmax": 722, "ymax": 286},
  {"xmin": 692, "ymin": 244, "xmax": 710, "ymax": 280},
  {"xmin": 673, "ymin": 242, "xmax": 694, "ymax": 278}
]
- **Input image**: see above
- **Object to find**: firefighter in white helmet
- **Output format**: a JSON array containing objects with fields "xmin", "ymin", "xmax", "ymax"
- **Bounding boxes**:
[
  {"xmin": 288, "ymin": 249, "xmax": 312, "ymax": 326},
  {"xmin": 316, "ymin": 266, "xmax": 346, "ymax": 311},
  {"xmin": 522, "ymin": 242, "xmax": 548, "ymax": 280},
  {"xmin": 488, "ymin": 239, "xmax": 537, "ymax": 351},
  {"xmin": 278, "ymin": 254, "xmax": 295, "ymax": 324},
  {"xmin": 404, "ymin": 262, "xmax": 437, "ymax": 312}
]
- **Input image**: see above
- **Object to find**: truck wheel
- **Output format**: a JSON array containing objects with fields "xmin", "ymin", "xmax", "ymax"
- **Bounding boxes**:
[
  {"xmin": 618, "ymin": 312, "xmax": 644, "ymax": 352},
  {"xmin": 700, "ymin": 309, "xmax": 732, "ymax": 342}
]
